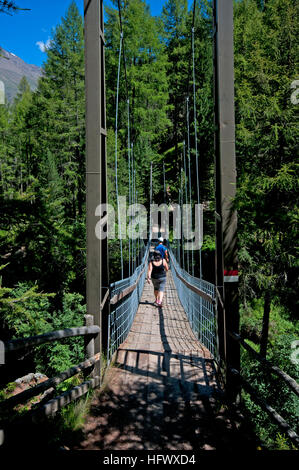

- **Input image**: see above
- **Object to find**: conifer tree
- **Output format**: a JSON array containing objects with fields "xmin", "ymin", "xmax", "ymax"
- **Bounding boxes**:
[
  {"xmin": 161, "ymin": 0, "xmax": 214, "ymax": 205},
  {"xmin": 32, "ymin": 1, "xmax": 85, "ymax": 219},
  {"xmin": 234, "ymin": 0, "xmax": 299, "ymax": 321},
  {"xmin": 105, "ymin": 0, "xmax": 170, "ymax": 207}
]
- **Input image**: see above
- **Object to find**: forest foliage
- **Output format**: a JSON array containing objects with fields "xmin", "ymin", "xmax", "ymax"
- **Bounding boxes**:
[{"xmin": 0, "ymin": 0, "xmax": 298, "ymax": 449}]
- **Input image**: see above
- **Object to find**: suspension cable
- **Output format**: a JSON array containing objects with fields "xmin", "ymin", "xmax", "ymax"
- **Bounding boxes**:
[
  {"xmin": 150, "ymin": 161, "xmax": 153, "ymax": 240},
  {"xmin": 117, "ymin": 0, "xmax": 136, "ymax": 278},
  {"xmin": 128, "ymin": 98, "xmax": 131, "ymax": 276},
  {"xmin": 178, "ymin": 185, "xmax": 182, "ymax": 266},
  {"xmin": 183, "ymin": 142, "xmax": 190, "ymax": 273},
  {"xmin": 117, "ymin": 0, "xmax": 129, "ymax": 100},
  {"xmin": 131, "ymin": 143, "xmax": 134, "ymax": 275},
  {"xmin": 115, "ymin": 31, "xmax": 124, "ymax": 280},
  {"xmin": 133, "ymin": 167, "xmax": 137, "ymax": 271},
  {"xmin": 186, "ymin": 97, "xmax": 195, "ymax": 276},
  {"xmin": 191, "ymin": 0, "xmax": 202, "ymax": 279},
  {"xmin": 192, "ymin": 27, "xmax": 200, "ymax": 209},
  {"xmin": 163, "ymin": 161, "xmax": 166, "ymax": 205},
  {"xmin": 181, "ymin": 165, "xmax": 185, "ymax": 271}
]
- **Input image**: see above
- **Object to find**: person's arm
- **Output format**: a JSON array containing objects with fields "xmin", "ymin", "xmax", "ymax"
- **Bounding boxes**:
[
  {"xmin": 147, "ymin": 262, "xmax": 153, "ymax": 283},
  {"xmin": 165, "ymin": 248, "xmax": 169, "ymax": 263},
  {"xmin": 163, "ymin": 259, "xmax": 169, "ymax": 272}
]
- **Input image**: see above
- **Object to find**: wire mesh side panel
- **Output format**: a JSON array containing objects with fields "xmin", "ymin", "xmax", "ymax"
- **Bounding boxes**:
[
  {"xmin": 170, "ymin": 249, "xmax": 218, "ymax": 360},
  {"xmin": 107, "ymin": 242, "xmax": 150, "ymax": 365}
]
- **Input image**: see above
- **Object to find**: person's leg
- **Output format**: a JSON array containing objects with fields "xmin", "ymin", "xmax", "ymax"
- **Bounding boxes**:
[
  {"xmin": 157, "ymin": 278, "xmax": 166, "ymax": 303},
  {"xmin": 152, "ymin": 279, "xmax": 159, "ymax": 302}
]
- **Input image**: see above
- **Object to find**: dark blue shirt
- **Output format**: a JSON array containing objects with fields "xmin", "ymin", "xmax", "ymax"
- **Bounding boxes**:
[{"xmin": 156, "ymin": 244, "xmax": 167, "ymax": 259}]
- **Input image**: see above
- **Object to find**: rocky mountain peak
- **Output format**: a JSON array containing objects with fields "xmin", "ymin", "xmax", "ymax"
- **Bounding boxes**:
[{"xmin": 0, "ymin": 47, "xmax": 42, "ymax": 103}]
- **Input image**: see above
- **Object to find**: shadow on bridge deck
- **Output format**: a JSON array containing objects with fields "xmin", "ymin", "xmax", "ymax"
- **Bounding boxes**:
[{"xmin": 73, "ymin": 272, "xmax": 258, "ymax": 451}]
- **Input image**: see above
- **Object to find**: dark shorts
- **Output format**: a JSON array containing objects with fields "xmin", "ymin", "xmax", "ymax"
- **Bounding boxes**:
[{"xmin": 152, "ymin": 277, "xmax": 166, "ymax": 292}]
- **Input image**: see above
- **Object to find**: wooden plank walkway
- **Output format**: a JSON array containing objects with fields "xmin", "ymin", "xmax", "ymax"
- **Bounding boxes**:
[{"xmin": 74, "ymin": 271, "xmax": 257, "ymax": 451}]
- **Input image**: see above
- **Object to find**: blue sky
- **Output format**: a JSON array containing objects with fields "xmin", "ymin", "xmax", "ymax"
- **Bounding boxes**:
[{"xmin": 0, "ymin": 0, "xmax": 185, "ymax": 67}]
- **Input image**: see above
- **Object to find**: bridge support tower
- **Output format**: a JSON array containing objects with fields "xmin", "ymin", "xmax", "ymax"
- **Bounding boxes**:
[
  {"xmin": 213, "ymin": 0, "xmax": 240, "ymax": 400},
  {"xmin": 84, "ymin": 0, "xmax": 109, "ymax": 376}
]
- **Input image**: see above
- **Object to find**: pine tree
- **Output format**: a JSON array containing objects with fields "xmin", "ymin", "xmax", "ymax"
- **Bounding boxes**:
[
  {"xmin": 31, "ymin": 0, "xmax": 85, "ymax": 219},
  {"xmin": 161, "ymin": 0, "xmax": 214, "ymax": 205},
  {"xmin": 161, "ymin": 0, "xmax": 189, "ymax": 176},
  {"xmin": 105, "ymin": 0, "xmax": 170, "ymax": 205},
  {"xmin": 234, "ymin": 0, "xmax": 299, "ymax": 323},
  {"xmin": 0, "ymin": 103, "xmax": 10, "ymax": 196}
]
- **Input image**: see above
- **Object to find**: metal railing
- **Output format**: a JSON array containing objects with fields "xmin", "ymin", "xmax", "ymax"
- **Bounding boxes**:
[
  {"xmin": 169, "ymin": 248, "xmax": 218, "ymax": 360},
  {"xmin": 107, "ymin": 240, "xmax": 151, "ymax": 365}
]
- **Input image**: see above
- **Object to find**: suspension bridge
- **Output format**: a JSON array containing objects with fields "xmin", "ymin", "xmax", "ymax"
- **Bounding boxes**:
[{"xmin": 0, "ymin": 0, "xmax": 298, "ymax": 452}]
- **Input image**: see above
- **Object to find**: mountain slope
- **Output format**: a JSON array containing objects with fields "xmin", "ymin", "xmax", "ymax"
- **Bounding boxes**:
[{"xmin": 0, "ymin": 48, "xmax": 42, "ymax": 103}]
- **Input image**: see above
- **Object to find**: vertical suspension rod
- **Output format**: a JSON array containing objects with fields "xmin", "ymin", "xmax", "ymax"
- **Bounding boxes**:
[
  {"xmin": 163, "ymin": 161, "xmax": 166, "ymax": 204},
  {"xmin": 191, "ymin": 21, "xmax": 202, "ymax": 279},
  {"xmin": 114, "ymin": 32, "xmax": 124, "ymax": 279},
  {"xmin": 183, "ymin": 141, "xmax": 190, "ymax": 273},
  {"xmin": 186, "ymin": 96, "xmax": 194, "ymax": 276},
  {"xmin": 128, "ymin": 98, "xmax": 131, "ymax": 276},
  {"xmin": 181, "ymin": 165, "xmax": 185, "ymax": 271},
  {"xmin": 118, "ymin": 0, "xmax": 132, "ymax": 277},
  {"xmin": 150, "ymin": 161, "xmax": 153, "ymax": 240}
]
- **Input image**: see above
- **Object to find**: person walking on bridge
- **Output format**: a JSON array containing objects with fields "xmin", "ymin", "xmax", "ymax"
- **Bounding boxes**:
[
  {"xmin": 147, "ymin": 250, "xmax": 168, "ymax": 306},
  {"xmin": 155, "ymin": 237, "xmax": 169, "ymax": 263}
]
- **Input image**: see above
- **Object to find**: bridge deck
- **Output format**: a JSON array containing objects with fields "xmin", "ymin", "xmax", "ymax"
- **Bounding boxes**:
[{"xmin": 75, "ymin": 271, "xmax": 255, "ymax": 451}]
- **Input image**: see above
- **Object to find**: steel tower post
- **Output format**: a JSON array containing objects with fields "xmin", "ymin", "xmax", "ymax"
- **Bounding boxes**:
[
  {"xmin": 213, "ymin": 0, "xmax": 240, "ymax": 399},
  {"xmin": 84, "ymin": 0, "xmax": 109, "ymax": 375}
]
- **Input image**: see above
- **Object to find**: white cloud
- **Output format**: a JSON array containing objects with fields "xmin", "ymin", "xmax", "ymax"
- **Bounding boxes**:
[{"xmin": 36, "ymin": 38, "xmax": 52, "ymax": 53}]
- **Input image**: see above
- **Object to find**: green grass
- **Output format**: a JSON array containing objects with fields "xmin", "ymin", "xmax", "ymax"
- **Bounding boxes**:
[{"xmin": 240, "ymin": 297, "xmax": 298, "ymax": 347}]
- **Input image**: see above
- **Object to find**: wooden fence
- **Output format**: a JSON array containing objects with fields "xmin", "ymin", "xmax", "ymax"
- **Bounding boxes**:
[{"xmin": 0, "ymin": 316, "xmax": 101, "ymax": 424}]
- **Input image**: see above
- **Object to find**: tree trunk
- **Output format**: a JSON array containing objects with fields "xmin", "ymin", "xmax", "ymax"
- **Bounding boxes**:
[{"xmin": 260, "ymin": 290, "xmax": 271, "ymax": 358}]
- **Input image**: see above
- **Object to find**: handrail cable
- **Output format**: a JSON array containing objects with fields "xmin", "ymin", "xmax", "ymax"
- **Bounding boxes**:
[{"xmin": 108, "ymin": 240, "xmax": 150, "ymax": 364}]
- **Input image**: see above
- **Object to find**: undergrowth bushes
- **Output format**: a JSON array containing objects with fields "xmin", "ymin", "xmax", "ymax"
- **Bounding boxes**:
[{"xmin": 240, "ymin": 299, "xmax": 299, "ymax": 449}]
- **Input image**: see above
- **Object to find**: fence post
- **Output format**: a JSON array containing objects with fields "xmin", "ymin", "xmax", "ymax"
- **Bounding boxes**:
[
  {"xmin": 84, "ymin": 314, "xmax": 96, "ymax": 379},
  {"xmin": 84, "ymin": 315, "xmax": 95, "ymax": 359}
]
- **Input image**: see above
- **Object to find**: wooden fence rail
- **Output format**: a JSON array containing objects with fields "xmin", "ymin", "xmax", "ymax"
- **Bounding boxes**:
[
  {"xmin": 4, "ymin": 326, "xmax": 100, "ymax": 353},
  {"xmin": 0, "ymin": 353, "xmax": 101, "ymax": 411},
  {"xmin": 229, "ymin": 331, "xmax": 299, "ymax": 397},
  {"xmin": 1, "ymin": 321, "xmax": 102, "ymax": 435},
  {"xmin": 228, "ymin": 331, "xmax": 299, "ymax": 449},
  {"xmin": 230, "ymin": 368, "xmax": 299, "ymax": 448},
  {"xmin": 32, "ymin": 376, "xmax": 101, "ymax": 422}
]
